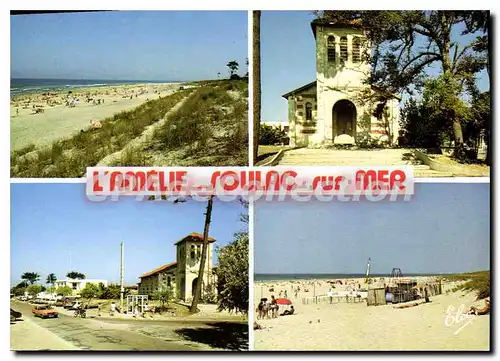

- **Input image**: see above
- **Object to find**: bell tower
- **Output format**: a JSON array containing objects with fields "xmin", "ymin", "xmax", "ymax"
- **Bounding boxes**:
[
  {"xmin": 312, "ymin": 19, "xmax": 371, "ymax": 91},
  {"xmin": 175, "ymin": 233, "xmax": 216, "ymax": 302}
]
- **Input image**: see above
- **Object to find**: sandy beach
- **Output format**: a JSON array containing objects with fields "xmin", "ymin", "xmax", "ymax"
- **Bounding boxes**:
[
  {"xmin": 253, "ymin": 278, "xmax": 490, "ymax": 351},
  {"xmin": 10, "ymin": 83, "xmax": 181, "ymax": 150}
]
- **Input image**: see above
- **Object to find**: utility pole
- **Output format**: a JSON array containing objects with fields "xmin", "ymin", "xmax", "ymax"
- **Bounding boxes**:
[
  {"xmin": 190, "ymin": 194, "xmax": 214, "ymax": 313},
  {"xmin": 120, "ymin": 241, "xmax": 124, "ymax": 312}
]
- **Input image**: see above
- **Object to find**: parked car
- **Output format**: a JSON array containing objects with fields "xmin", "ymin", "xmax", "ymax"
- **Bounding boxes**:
[
  {"xmin": 10, "ymin": 308, "xmax": 22, "ymax": 322},
  {"xmin": 32, "ymin": 305, "xmax": 58, "ymax": 319}
]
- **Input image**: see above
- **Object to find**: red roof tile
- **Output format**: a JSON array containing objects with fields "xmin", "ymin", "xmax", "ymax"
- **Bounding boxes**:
[
  {"xmin": 174, "ymin": 232, "xmax": 216, "ymax": 246},
  {"xmin": 140, "ymin": 261, "xmax": 177, "ymax": 278}
]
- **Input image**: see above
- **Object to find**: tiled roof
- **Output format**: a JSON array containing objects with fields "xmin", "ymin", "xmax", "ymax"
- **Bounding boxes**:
[
  {"xmin": 282, "ymin": 81, "xmax": 317, "ymax": 99},
  {"xmin": 174, "ymin": 232, "xmax": 216, "ymax": 246},
  {"xmin": 311, "ymin": 18, "xmax": 364, "ymax": 38},
  {"xmin": 140, "ymin": 261, "xmax": 177, "ymax": 278}
]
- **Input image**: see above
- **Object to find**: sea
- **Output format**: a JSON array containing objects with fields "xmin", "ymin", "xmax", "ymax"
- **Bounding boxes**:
[
  {"xmin": 254, "ymin": 273, "xmax": 448, "ymax": 282},
  {"xmin": 10, "ymin": 78, "xmax": 183, "ymax": 95}
]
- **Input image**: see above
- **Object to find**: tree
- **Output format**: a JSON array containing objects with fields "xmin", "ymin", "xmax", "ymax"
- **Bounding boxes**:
[
  {"xmin": 314, "ymin": 11, "xmax": 489, "ymax": 159},
  {"xmin": 46, "ymin": 273, "xmax": 57, "ymax": 292},
  {"xmin": 252, "ymin": 10, "xmax": 261, "ymax": 165},
  {"xmin": 56, "ymin": 286, "xmax": 73, "ymax": 297},
  {"xmin": 11, "ymin": 281, "xmax": 28, "ymax": 296},
  {"xmin": 27, "ymin": 284, "xmax": 42, "ymax": 297},
  {"xmin": 466, "ymin": 90, "xmax": 490, "ymax": 163},
  {"xmin": 226, "ymin": 61, "xmax": 239, "ymax": 78},
  {"xmin": 98, "ymin": 283, "xmax": 130, "ymax": 299},
  {"xmin": 66, "ymin": 271, "xmax": 86, "ymax": 280},
  {"xmin": 154, "ymin": 286, "xmax": 174, "ymax": 310},
  {"xmin": 260, "ymin": 123, "xmax": 286, "ymax": 145},
  {"xmin": 190, "ymin": 194, "xmax": 215, "ymax": 313},
  {"xmin": 21, "ymin": 272, "xmax": 40, "ymax": 285},
  {"xmin": 80, "ymin": 283, "xmax": 100, "ymax": 307},
  {"xmin": 216, "ymin": 200, "xmax": 249, "ymax": 314}
]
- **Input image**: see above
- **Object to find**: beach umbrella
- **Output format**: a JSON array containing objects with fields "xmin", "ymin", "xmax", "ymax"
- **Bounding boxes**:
[{"xmin": 275, "ymin": 298, "xmax": 292, "ymax": 305}]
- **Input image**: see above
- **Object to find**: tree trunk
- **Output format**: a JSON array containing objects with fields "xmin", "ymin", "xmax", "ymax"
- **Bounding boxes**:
[
  {"xmin": 252, "ymin": 11, "xmax": 261, "ymax": 165},
  {"xmin": 439, "ymin": 12, "xmax": 465, "ymax": 157},
  {"xmin": 190, "ymin": 195, "xmax": 214, "ymax": 313}
]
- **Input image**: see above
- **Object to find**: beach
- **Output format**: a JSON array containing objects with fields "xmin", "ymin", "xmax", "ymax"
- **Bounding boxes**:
[
  {"xmin": 253, "ymin": 278, "xmax": 490, "ymax": 351},
  {"xmin": 10, "ymin": 83, "xmax": 181, "ymax": 150}
]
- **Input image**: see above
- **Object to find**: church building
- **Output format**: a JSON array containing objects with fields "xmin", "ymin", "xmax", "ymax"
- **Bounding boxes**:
[
  {"xmin": 283, "ymin": 19, "xmax": 401, "ymax": 147},
  {"xmin": 138, "ymin": 233, "xmax": 216, "ymax": 302}
]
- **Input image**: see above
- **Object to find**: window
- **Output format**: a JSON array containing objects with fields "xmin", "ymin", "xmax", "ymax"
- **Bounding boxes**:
[
  {"xmin": 305, "ymin": 103, "xmax": 313, "ymax": 121},
  {"xmin": 197, "ymin": 245, "xmax": 201, "ymax": 256},
  {"xmin": 340, "ymin": 37, "xmax": 348, "ymax": 62},
  {"xmin": 352, "ymin": 37, "xmax": 361, "ymax": 63},
  {"xmin": 190, "ymin": 245, "xmax": 196, "ymax": 259},
  {"xmin": 167, "ymin": 276, "xmax": 171, "ymax": 287},
  {"xmin": 327, "ymin": 36, "xmax": 336, "ymax": 63}
]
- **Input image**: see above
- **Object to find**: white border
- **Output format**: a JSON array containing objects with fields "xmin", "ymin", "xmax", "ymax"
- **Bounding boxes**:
[
  {"xmin": 248, "ymin": 196, "xmax": 255, "ymax": 350},
  {"xmin": 5, "ymin": 6, "xmax": 496, "ymax": 358}
]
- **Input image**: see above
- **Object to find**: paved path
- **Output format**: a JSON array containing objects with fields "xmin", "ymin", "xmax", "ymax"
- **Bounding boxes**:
[
  {"xmin": 11, "ymin": 301, "xmax": 246, "ymax": 351},
  {"xmin": 278, "ymin": 148, "xmax": 453, "ymax": 177},
  {"xmin": 11, "ymin": 316, "xmax": 79, "ymax": 351}
]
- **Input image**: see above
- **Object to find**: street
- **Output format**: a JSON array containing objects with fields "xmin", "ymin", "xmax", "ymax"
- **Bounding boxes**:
[{"xmin": 11, "ymin": 300, "xmax": 248, "ymax": 351}]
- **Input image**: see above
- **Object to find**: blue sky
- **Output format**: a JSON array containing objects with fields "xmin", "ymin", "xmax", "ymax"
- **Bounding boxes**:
[
  {"xmin": 10, "ymin": 11, "xmax": 248, "ymax": 81},
  {"xmin": 11, "ymin": 183, "xmax": 247, "ymax": 286},
  {"xmin": 261, "ymin": 11, "xmax": 490, "ymax": 123},
  {"xmin": 254, "ymin": 183, "xmax": 490, "ymax": 275}
]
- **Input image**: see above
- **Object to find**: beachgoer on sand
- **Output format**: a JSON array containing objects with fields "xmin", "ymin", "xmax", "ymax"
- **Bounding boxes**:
[
  {"xmin": 280, "ymin": 306, "xmax": 294, "ymax": 316},
  {"xmin": 257, "ymin": 300, "xmax": 264, "ymax": 319},
  {"xmin": 467, "ymin": 297, "xmax": 490, "ymax": 316},
  {"xmin": 271, "ymin": 295, "xmax": 279, "ymax": 318}
]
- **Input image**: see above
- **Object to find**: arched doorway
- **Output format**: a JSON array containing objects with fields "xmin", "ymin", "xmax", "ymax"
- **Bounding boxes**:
[
  {"xmin": 332, "ymin": 99, "xmax": 357, "ymax": 139},
  {"xmin": 192, "ymin": 278, "xmax": 198, "ymax": 298},
  {"xmin": 192, "ymin": 277, "xmax": 204, "ymax": 298}
]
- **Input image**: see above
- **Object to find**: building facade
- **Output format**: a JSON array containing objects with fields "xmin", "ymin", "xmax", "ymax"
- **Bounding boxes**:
[
  {"xmin": 138, "ymin": 233, "xmax": 216, "ymax": 302},
  {"xmin": 283, "ymin": 19, "xmax": 400, "ymax": 147},
  {"xmin": 54, "ymin": 279, "xmax": 108, "ymax": 294}
]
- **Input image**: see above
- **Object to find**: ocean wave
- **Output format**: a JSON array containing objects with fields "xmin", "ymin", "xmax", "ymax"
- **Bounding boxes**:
[{"xmin": 65, "ymin": 83, "xmax": 108, "ymax": 88}]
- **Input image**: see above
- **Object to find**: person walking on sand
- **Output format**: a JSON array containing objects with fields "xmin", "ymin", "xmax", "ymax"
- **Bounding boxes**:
[
  {"xmin": 97, "ymin": 303, "xmax": 102, "ymax": 317},
  {"xmin": 271, "ymin": 295, "xmax": 279, "ymax": 318}
]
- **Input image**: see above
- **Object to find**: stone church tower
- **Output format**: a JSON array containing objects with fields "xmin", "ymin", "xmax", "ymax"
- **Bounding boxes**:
[
  {"xmin": 175, "ymin": 233, "xmax": 216, "ymax": 302},
  {"xmin": 283, "ymin": 19, "xmax": 400, "ymax": 147}
]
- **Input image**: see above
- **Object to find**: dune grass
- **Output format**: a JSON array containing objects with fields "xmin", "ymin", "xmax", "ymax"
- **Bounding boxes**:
[
  {"xmin": 11, "ymin": 90, "xmax": 191, "ymax": 178},
  {"xmin": 144, "ymin": 78, "xmax": 248, "ymax": 166},
  {"xmin": 443, "ymin": 270, "xmax": 490, "ymax": 300}
]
